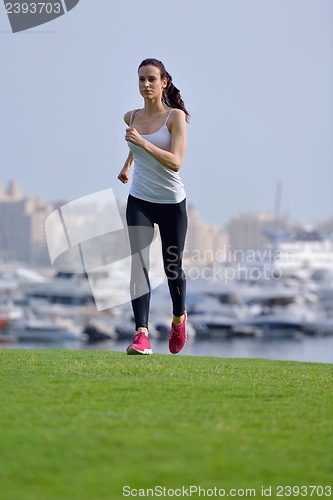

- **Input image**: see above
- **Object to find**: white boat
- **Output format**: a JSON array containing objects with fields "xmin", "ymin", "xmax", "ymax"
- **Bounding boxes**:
[
  {"xmin": 263, "ymin": 228, "xmax": 333, "ymax": 273},
  {"xmin": 302, "ymin": 317, "xmax": 333, "ymax": 336},
  {"xmin": 232, "ymin": 312, "xmax": 305, "ymax": 339},
  {"xmin": 232, "ymin": 284, "xmax": 322, "ymax": 338},
  {"xmin": 189, "ymin": 313, "xmax": 240, "ymax": 338},
  {"xmin": 24, "ymin": 268, "xmax": 131, "ymax": 311},
  {"xmin": 4, "ymin": 308, "xmax": 83, "ymax": 342},
  {"xmin": 179, "ymin": 284, "xmax": 256, "ymax": 338},
  {"xmin": 25, "ymin": 271, "xmax": 95, "ymax": 306},
  {"xmin": 0, "ymin": 298, "xmax": 23, "ymax": 320}
]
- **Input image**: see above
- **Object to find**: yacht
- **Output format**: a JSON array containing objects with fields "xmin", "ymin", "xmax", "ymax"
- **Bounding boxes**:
[
  {"xmin": 4, "ymin": 307, "xmax": 83, "ymax": 342},
  {"xmin": 263, "ymin": 228, "xmax": 333, "ymax": 273}
]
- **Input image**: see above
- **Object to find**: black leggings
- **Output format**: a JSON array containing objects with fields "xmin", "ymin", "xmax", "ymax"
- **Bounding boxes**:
[{"xmin": 126, "ymin": 194, "xmax": 188, "ymax": 330}]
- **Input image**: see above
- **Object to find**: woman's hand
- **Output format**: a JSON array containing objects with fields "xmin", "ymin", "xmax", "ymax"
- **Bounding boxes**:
[
  {"xmin": 124, "ymin": 109, "xmax": 186, "ymax": 172},
  {"xmin": 118, "ymin": 151, "xmax": 133, "ymax": 183},
  {"xmin": 125, "ymin": 127, "xmax": 146, "ymax": 148},
  {"xmin": 118, "ymin": 165, "xmax": 131, "ymax": 184}
]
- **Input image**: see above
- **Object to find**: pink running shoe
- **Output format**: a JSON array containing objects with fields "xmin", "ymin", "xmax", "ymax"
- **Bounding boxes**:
[
  {"xmin": 169, "ymin": 311, "xmax": 187, "ymax": 354},
  {"xmin": 126, "ymin": 332, "xmax": 153, "ymax": 355}
]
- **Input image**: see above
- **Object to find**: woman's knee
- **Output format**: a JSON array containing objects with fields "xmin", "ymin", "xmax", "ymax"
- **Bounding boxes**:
[{"xmin": 164, "ymin": 261, "xmax": 185, "ymax": 280}]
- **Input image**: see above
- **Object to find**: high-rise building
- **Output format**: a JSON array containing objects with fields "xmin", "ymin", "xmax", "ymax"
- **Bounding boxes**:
[
  {"xmin": 0, "ymin": 180, "xmax": 54, "ymax": 265},
  {"xmin": 184, "ymin": 205, "xmax": 229, "ymax": 266},
  {"xmin": 226, "ymin": 212, "xmax": 287, "ymax": 256}
]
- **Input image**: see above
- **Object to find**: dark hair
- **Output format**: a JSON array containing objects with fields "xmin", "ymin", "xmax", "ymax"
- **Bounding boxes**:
[{"xmin": 138, "ymin": 58, "xmax": 190, "ymax": 123}]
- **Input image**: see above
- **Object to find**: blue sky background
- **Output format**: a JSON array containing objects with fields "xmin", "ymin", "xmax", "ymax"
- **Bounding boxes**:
[{"xmin": 1, "ymin": 0, "xmax": 332, "ymax": 228}]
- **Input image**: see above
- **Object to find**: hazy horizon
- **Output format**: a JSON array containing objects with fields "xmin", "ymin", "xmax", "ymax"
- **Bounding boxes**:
[{"xmin": 1, "ymin": 0, "xmax": 332, "ymax": 228}]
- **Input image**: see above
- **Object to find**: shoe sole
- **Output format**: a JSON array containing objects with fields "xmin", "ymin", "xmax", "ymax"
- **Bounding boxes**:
[
  {"xmin": 170, "ymin": 336, "xmax": 187, "ymax": 354},
  {"xmin": 169, "ymin": 334, "xmax": 187, "ymax": 354},
  {"xmin": 126, "ymin": 345, "xmax": 153, "ymax": 355}
]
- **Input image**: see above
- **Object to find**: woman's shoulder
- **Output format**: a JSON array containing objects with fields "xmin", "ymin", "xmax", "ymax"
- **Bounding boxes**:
[
  {"xmin": 167, "ymin": 107, "xmax": 185, "ymax": 117},
  {"xmin": 123, "ymin": 110, "xmax": 132, "ymax": 126},
  {"xmin": 124, "ymin": 109, "xmax": 141, "ymax": 126},
  {"xmin": 168, "ymin": 107, "xmax": 186, "ymax": 123},
  {"xmin": 167, "ymin": 108, "xmax": 186, "ymax": 130}
]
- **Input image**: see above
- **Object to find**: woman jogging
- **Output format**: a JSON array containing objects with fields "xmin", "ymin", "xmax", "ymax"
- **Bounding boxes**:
[{"xmin": 118, "ymin": 58, "xmax": 189, "ymax": 355}]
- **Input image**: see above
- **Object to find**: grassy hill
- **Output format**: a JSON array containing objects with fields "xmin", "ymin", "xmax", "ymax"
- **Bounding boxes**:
[{"xmin": 0, "ymin": 350, "xmax": 332, "ymax": 499}]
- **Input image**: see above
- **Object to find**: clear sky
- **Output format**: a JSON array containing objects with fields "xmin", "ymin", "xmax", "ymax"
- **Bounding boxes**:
[{"xmin": 1, "ymin": 0, "xmax": 332, "ymax": 228}]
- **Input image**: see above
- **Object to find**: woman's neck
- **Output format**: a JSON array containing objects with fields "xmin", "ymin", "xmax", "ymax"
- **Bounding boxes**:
[{"xmin": 143, "ymin": 99, "xmax": 166, "ymax": 117}]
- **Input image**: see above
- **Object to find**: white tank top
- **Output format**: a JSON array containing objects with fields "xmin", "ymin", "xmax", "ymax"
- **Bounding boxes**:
[{"xmin": 127, "ymin": 109, "xmax": 186, "ymax": 204}]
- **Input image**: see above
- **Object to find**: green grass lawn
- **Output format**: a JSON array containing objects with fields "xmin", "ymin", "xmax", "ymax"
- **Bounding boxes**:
[{"xmin": 0, "ymin": 350, "xmax": 332, "ymax": 500}]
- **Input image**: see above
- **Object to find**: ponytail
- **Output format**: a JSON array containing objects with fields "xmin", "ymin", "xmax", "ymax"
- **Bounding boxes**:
[{"xmin": 138, "ymin": 59, "xmax": 190, "ymax": 123}]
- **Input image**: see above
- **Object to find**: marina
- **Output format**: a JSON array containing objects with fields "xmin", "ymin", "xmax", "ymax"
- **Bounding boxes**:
[{"xmin": 1, "ymin": 228, "xmax": 333, "ymax": 364}]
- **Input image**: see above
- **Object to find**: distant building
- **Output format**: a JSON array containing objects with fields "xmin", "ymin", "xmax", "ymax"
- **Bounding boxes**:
[
  {"xmin": 5, "ymin": 179, "xmax": 330, "ymax": 270},
  {"xmin": 226, "ymin": 212, "xmax": 287, "ymax": 256},
  {"xmin": 184, "ymin": 205, "xmax": 229, "ymax": 265},
  {"xmin": 0, "ymin": 180, "xmax": 54, "ymax": 265}
]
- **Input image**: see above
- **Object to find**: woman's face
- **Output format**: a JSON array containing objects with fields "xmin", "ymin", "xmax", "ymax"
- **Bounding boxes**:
[{"xmin": 138, "ymin": 65, "xmax": 167, "ymax": 100}]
